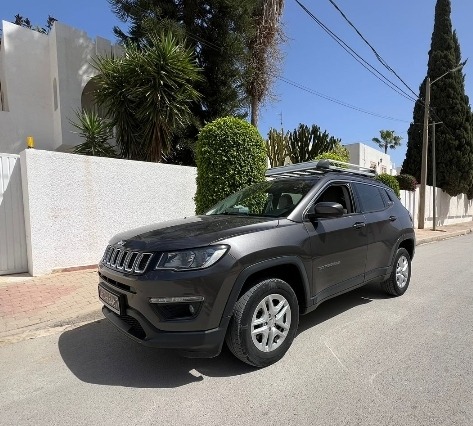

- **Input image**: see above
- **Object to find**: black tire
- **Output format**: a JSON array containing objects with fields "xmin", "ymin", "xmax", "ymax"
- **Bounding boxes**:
[
  {"xmin": 381, "ymin": 248, "xmax": 411, "ymax": 296},
  {"xmin": 225, "ymin": 278, "xmax": 299, "ymax": 367}
]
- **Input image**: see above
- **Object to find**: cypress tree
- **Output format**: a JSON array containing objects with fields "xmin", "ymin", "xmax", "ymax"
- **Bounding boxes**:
[{"xmin": 402, "ymin": 0, "xmax": 473, "ymax": 196}]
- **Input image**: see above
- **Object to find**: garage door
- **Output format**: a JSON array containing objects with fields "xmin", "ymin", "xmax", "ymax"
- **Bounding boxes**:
[{"xmin": 0, "ymin": 153, "xmax": 28, "ymax": 275}]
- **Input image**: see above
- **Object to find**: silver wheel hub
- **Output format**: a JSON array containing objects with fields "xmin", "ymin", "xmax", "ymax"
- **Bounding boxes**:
[
  {"xmin": 396, "ymin": 255, "xmax": 409, "ymax": 288},
  {"xmin": 251, "ymin": 294, "xmax": 292, "ymax": 353}
]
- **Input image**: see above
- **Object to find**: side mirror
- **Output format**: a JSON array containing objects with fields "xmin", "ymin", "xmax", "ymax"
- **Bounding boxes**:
[{"xmin": 306, "ymin": 202, "xmax": 344, "ymax": 221}]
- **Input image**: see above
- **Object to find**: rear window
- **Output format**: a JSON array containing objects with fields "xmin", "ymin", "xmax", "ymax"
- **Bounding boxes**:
[{"xmin": 354, "ymin": 183, "xmax": 386, "ymax": 212}]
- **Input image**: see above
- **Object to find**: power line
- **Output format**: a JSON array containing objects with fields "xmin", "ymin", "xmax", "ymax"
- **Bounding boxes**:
[
  {"xmin": 294, "ymin": 0, "xmax": 418, "ymax": 103},
  {"xmin": 322, "ymin": 0, "xmax": 459, "ymax": 138},
  {"xmin": 326, "ymin": 0, "xmax": 418, "ymax": 98},
  {"xmin": 277, "ymin": 76, "xmax": 410, "ymax": 122}
]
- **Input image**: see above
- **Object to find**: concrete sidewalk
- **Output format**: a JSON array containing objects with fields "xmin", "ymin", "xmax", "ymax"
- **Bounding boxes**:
[{"xmin": 1, "ymin": 221, "xmax": 472, "ymax": 344}]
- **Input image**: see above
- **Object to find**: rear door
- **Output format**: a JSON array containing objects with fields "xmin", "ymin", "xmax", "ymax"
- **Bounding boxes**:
[{"xmin": 353, "ymin": 183, "xmax": 401, "ymax": 282}]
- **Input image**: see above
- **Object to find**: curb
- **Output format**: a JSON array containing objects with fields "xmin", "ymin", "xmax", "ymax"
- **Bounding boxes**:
[
  {"xmin": 0, "ymin": 307, "xmax": 103, "ymax": 345},
  {"xmin": 416, "ymin": 228, "xmax": 472, "ymax": 246},
  {"xmin": 51, "ymin": 265, "xmax": 98, "ymax": 274}
]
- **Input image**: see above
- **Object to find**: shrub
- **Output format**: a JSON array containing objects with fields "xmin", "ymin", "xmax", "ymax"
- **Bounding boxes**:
[
  {"xmin": 315, "ymin": 143, "xmax": 350, "ymax": 165},
  {"xmin": 395, "ymin": 174, "xmax": 417, "ymax": 192},
  {"xmin": 195, "ymin": 117, "xmax": 267, "ymax": 214},
  {"xmin": 70, "ymin": 109, "xmax": 116, "ymax": 158},
  {"xmin": 376, "ymin": 173, "xmax": 400, "ymax": 198}
]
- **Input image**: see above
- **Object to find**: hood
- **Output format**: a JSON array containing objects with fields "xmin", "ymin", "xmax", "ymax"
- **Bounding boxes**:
[{"xmin": 109, "ymin": 215, "xmax": 279, "ymax": 251}]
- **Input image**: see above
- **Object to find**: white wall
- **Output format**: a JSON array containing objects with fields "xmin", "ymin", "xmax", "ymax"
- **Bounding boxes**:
[
  {"xmin": 0, "ymin": 21, "xmax": 121, "ymax": 155},
  {"xmin": 53, "ymin": 23, "xmax": 101, "ymax": 151},
  {"xmin": 0, "ymin": 21, "xmax": 54, "ymax": 154},
  {"xmin": 400, "ymin": 186, "xmax": 473, "ymax": 228},
  {"xmin": 20, "ymin": 150, "xmax": 197, "ymax": 275}
]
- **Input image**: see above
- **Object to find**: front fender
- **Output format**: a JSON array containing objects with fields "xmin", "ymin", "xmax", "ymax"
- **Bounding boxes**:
[{"xmin": 218, "ymin": 256, "xmax": 312, "ymax": 332}]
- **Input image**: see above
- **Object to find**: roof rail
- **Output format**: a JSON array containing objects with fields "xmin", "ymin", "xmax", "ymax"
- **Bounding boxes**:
[{"xmin": 265, "ymin": 159, "xmax": 377, "ymax": 178}]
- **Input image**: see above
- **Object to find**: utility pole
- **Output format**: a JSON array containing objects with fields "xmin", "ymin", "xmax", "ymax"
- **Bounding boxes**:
[
  {"xmin": 418, "ymin": 61, "xmax": 466, "ymax": 230},
  {"xmin": 418, "ymin": 78, "xmax": 431, "ymax": 229}
]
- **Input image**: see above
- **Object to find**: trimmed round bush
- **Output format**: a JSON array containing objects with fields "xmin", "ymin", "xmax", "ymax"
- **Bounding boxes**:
[
  {"xmin": 195, "ymin": 117, "xmax": 267, "ymax": 214},
  {"xmin": 395, "ymin": 174, "xmax": 417, "ymax": 192},
  {"xmin": 375, "ymin": 173, "xmax": 401, "ymax": 198}
]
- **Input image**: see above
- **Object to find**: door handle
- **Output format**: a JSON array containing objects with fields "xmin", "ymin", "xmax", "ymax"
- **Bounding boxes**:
[
  {"xmin": 389, "ymin": 216, "xmax": 397, "ymax": 222},
  {"xmin": 353, "ymin": 222, "xmax": 366, "ymax": 229}
]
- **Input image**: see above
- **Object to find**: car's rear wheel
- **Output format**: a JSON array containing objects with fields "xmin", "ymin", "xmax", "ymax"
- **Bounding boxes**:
[
  {"xmin": 225, "ymin": 278, "xmax": 299, "ymax": 367},
  {"xmin": 381, "ymin": 248, "xmax": 411, "ymax": 296}
]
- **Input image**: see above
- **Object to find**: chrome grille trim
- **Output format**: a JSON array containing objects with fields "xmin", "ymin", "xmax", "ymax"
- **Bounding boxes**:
[
  {"xmin": 134, "ymin": 253, "xmax": 153, "ymax": 274},
  {"xmin": 110, "ymin": 248, "xmax": 119, "ymax": 267},
  {"xmin": 116, "ymin": 249, "xmax": 126, "ymax": 270},
  {"xmin": 102, "ymin": 245, "xmax": 153, "ymax": 274},
  {"xmin": 123, "ymin": 251, "xmax": 135, "ymax": 272}
]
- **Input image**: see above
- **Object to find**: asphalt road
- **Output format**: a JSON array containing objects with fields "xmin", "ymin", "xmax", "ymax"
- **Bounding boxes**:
[{"xmin": 1, "ymin": 234, "xmax": 472, "ymax": 426}]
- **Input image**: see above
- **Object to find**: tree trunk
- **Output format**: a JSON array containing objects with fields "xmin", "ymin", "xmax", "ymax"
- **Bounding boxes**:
[
  {"xmin": 251, "ymin": 96, "xmax": 259, "ymax": 127},
  {"xmin": 151, "ymin": 125, "xmax": 163, "ymax": 163}
]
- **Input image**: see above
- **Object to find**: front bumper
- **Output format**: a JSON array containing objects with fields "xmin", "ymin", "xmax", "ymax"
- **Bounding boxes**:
[
  {"xmin": 102, "ymin": 306, "xmax": 228, "ymax": 357},
  {"xmin": 97, "ymin": 254, "xmax": 240, "ymax": 357}
]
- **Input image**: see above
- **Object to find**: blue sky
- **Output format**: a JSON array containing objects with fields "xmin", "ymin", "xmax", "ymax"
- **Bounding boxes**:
[{"xmin": 1, "ymin": 0, "xmax": 472, "ymax": 169}]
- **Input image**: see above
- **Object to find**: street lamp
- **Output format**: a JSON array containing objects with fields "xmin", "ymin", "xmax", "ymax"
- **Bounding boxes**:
[
  {"xmin": 417, "ymin": 60, "xmax": 467, "ymax": 229},
  {"xmin": 430, "ymin": 121, "xmax": 442, "ymax": 231}
]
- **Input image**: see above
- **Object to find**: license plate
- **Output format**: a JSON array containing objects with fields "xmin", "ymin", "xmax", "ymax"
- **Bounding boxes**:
[{"xmin": 99, "ymin": 285, "xmax": 122, "ymax": 315}]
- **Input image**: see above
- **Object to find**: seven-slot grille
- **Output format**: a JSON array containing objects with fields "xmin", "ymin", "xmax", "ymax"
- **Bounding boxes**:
[{"xmin": 102, "ymin": 245, "xmax": 153, "ymax": 274}]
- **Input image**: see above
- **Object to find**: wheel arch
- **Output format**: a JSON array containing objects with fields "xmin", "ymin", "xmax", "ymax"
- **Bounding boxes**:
[
  {"xmin": 220, "ymin": 257, "xmax": 311, "ymax": 326},
  {"xmin": 398, "ymin": 237, "xmax": 415, "ymax": 260},
  {"xmin": 383, "ymin": 234, "xmax": 415, "ymax": 281}
]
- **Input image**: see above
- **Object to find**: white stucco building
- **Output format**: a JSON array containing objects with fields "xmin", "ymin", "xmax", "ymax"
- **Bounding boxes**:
[
  {"xmin": 0, "ymin": 21, "xmax": 121, "ymax": 154},
  {"xmin": 344, "ymin": 142, "xmax": 397, "ymax": 175}
]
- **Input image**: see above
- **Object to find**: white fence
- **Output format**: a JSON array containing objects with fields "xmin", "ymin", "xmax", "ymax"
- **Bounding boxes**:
[
  {"xmin": 400, "ymin": 186, "xmax": 473, "ymax": 228},
  {"xmin": 2, "ymin": 149, "xmax": 473, "ymax": 276},
  {"xmin": 20, "ymin": 150, "xmax": 197, "ymax": 275},
  {"xmin": 0, "ymin": 153, "xmax": 28, "ymax": 275}
]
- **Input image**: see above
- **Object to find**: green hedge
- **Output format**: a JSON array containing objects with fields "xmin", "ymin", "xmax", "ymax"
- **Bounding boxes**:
[
  {"xmin": 395, "ymin": 174, "xmax": 417, "ymax": 191},
  {"xmin": 375, "ymin": 173, "xmax": 401, "ymax": 198},
  {"xmin": 194, "ymin": 117, "xmax": 267, "ymax": 214}
]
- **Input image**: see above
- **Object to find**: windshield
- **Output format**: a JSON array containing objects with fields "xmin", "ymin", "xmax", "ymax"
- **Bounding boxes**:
[{"xmin": 205, "ymin": 179, "xmax": 317, "ymax": 218}]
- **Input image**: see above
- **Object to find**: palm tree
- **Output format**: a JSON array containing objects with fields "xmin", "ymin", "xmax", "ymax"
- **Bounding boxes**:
[
  {"xmin": 372, "ymin": 130, "xmax": 402, "ymax": 154},
  {"xmin": 93, "ymin": 33, "xmax": 201, "ymax": 162},
  {"xmin": 70, "ymin": 109, "xmax": 116, "ymax": 158},
  {"xmin": 246, "ymin": 0, "xmax": 285, "ymax": 127}
]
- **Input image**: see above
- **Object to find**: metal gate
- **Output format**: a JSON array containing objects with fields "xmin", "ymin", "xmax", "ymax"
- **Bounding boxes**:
[{"xmin": 0, "ymin": 153, "xmax": 28, "ymax": 275}]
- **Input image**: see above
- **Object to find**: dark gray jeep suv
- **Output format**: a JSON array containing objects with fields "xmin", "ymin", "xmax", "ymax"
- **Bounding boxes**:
[{"xmin": 98, "ymin": 160, "xmax": 415, "ymax": 367}]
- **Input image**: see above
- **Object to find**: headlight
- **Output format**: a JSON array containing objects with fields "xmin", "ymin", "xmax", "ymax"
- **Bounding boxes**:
[{"xmin": 156, "ymin": 245, "xmax": 229, "ymax": 271}]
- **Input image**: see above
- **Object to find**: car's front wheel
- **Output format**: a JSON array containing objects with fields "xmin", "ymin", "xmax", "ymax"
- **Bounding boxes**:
[
  {"xmin": 225, "ymin": 278, "xmax": 299, "ymax": 367},
  {"xmin": 381, "ymin": 248, "xmax": 411, "ymax": 296}
]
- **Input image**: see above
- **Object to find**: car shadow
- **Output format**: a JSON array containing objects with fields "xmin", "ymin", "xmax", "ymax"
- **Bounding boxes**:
[
  {"xmin": 58, "ymin": 319, "xmax": 256, "ymax": 389},
  {"xmin": 58, "ymin": 282, "xmax": 390, "ymax": 388}
]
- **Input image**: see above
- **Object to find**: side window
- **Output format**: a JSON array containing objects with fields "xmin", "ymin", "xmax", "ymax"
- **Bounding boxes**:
[
  {"xmin": 314, "ymin": 184, "xmax": 355, "ymax": 215},
  {"xmin": 383, "ymin": 189, "xmax": 394, "ymax": 205},
  {"xmin": 354, "ymin": 183, "xmax": 386, "ymax": 212}
]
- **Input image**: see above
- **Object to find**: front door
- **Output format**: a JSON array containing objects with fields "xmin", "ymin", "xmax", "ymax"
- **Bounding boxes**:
[{"xmin": 304, "ymin": 183, "xmax": 368, "ymax": 303}]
